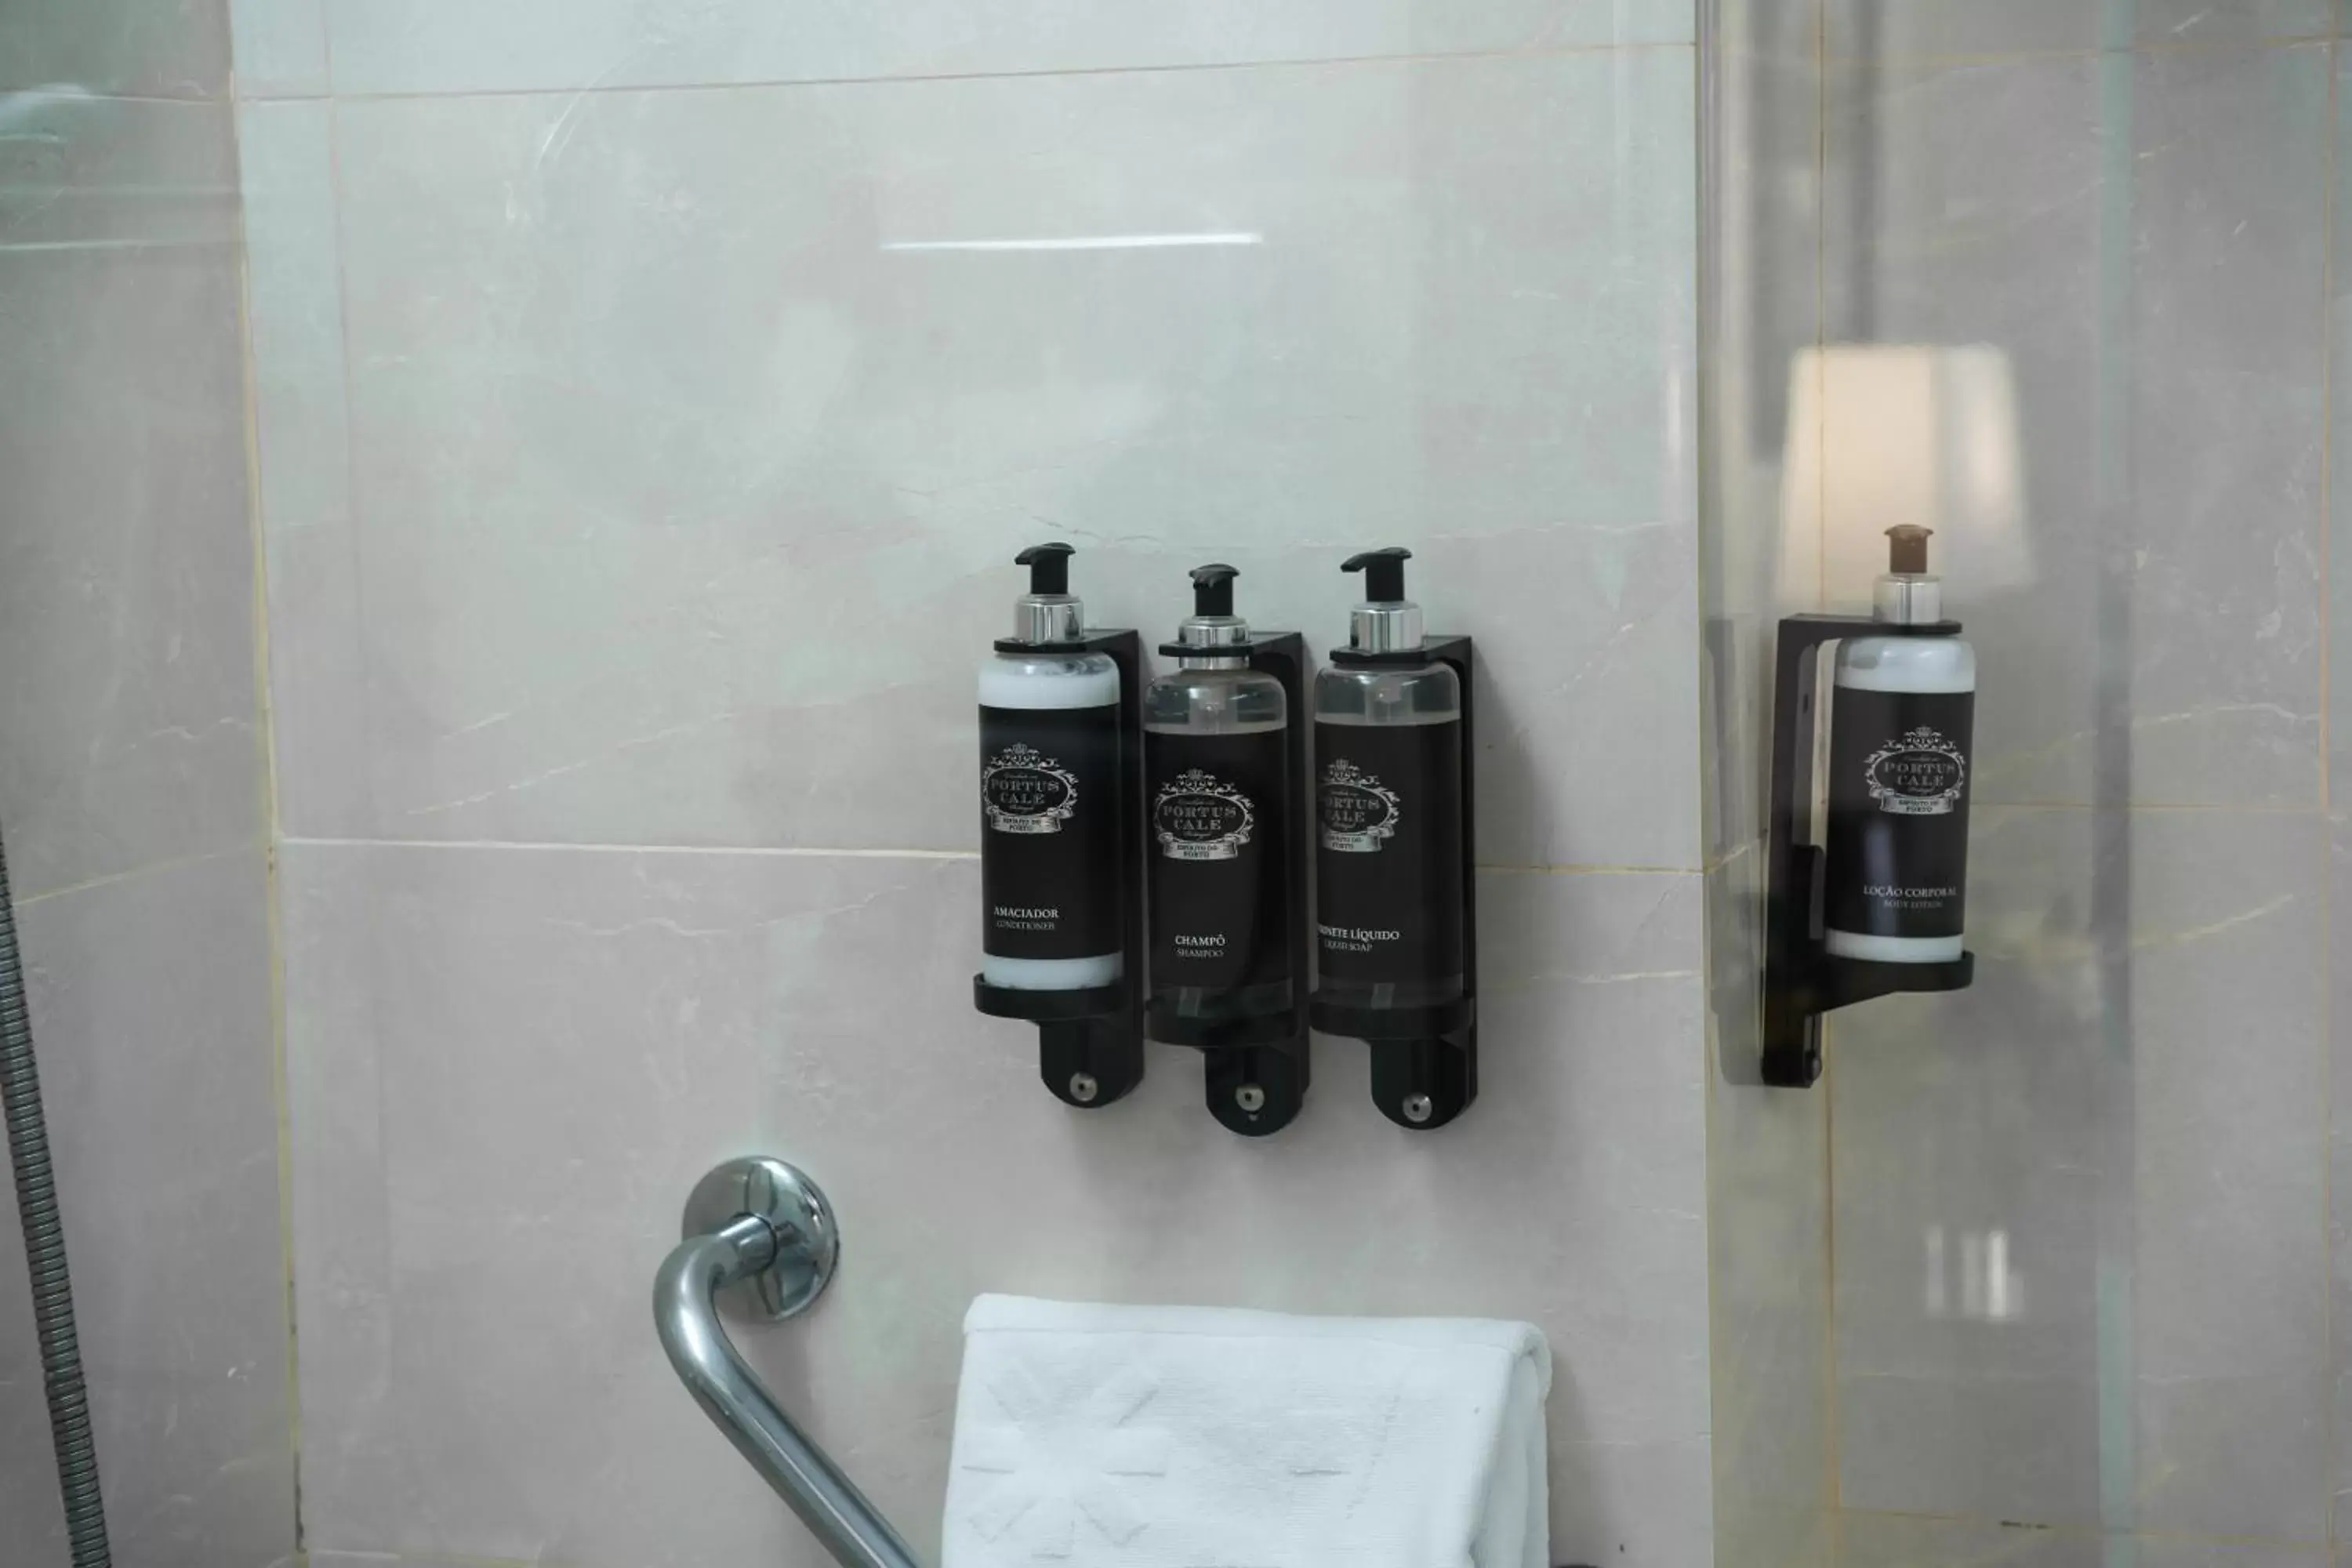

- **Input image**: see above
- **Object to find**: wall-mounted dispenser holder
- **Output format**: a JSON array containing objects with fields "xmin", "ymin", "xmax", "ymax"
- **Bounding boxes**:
[
  {"xmin": 1309, "ymin": 631, "xmax": 1478, "ymax": 1132},
  {"xmin": 1762, "ymin": 612, "xmax": 1975, "ymax": 1088},
  {"xmin": 1147, "ymin": 626, "xmax": 1312, "ymax": 1137},
  {"xmin": 973, "ymin": 545, "xmax": 1147, "ymax": 1111}
]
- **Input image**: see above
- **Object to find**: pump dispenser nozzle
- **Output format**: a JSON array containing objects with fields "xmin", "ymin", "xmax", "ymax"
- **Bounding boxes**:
[
  {"xmin": 1177, "ymin": 562, "xmax": 1249, "ymax": 658},
  {"xmin": 1874, "ymin": 526, "xmax": 1942, "ymax": 625},
  {"xmin": 1342, "ymin": 547, "xmax": 1424, "ymax": 653},
  {"xmin": 1190, "ymin": 563, "xmax": 1238, "ymax": 618},
  {"xmin": 1012, "ymin": 542, "xmax": 1084, "ymax": 644},
  {"xmin": 1018, "ymin": 542, "xmax": 1073, "ymax": 594},
  {"xmin": 1345, "ymin": 547, "xmax": 1411, "ymax": 603},
  {"xmin": 1886, "ymin": 525, "xmax": 1933, "ymax": 576}
]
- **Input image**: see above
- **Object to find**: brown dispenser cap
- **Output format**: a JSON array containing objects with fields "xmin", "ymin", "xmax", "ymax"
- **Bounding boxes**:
[{"xmin": 1886, "ymin": 525, "xmax": 1933, "ymax": 575}]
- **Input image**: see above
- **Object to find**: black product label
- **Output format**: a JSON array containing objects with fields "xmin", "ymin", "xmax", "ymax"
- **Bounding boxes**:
[
  {"xmin": 1824, "ymin": 687, "xmax": 1974, "ymax": 940},
  {"xmin": 979, "ymin": 705, "xmax": 1123, "ymax": 961},
  {"xmin": 1145, "ymin": 729, "xmax": 1290, "ymax": 994},
  {"xmin": 1313, "ymin": 720, "xmax": 1465, "ymax": 987}
]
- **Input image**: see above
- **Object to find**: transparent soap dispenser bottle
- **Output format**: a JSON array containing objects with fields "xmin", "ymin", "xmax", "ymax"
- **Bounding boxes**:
[
  {"xmin": 1312, "ymin": 547, "xmax": 1467, "ymax": 1013},
  {"xmin": 1143, "ymin": 564, "xmax": 1292, "ymax": 1025}
]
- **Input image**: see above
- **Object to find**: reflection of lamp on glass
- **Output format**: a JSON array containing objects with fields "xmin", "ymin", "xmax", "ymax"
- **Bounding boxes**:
[{"xmin": 1779, "ymin": 344, "xmax": 2031, "ymax": 611}]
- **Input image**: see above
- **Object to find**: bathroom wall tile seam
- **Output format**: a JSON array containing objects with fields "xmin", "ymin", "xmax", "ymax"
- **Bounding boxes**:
[
  {"xmin": 9, "ymin": 87, "xmax": 238, "ymax": 107},
  {"xmin": 1821, "ymin": 23, "xmax": 2352, "ymax": 67},
  {"xmin": 2325, "ymin": 36, "xmax": 2340, "ymax": 825},
  {"xmin": 274, "ymin": 837, "xmax": 1700, "ymax": 877},
  {"xmin": 236, "ymin": 37, "xmax": 1705, "ymax": 105},
  {"xmin": 1969, "ymin": 800, "xmax": 2335, "ymax": 813},
  {"xmin": 234, "ymin": 39, "xmax": 1699, "ymax": 107},
  {"xmin": 10, "ymin": 837, "xmax": 268, "ymax": 909},
  {"xmin": 232, "ymin": 55, "xmax": 311, "ymax": 1563},
  {"xmin": 234, "ymin": 49, "xmax": 335, "ymax": 1567},
  {"xmin": 2321, "ymin": 36, "xmax": 2339, "ymax": 1552},
  {"xmin": 1836, "ymin": 1506, "xmax": 2324, "ymax": 1551},
  {"xmin": 1821, "ymin": 35, "xmax": 2348, "ymax": 68},
  {"xmin": 274, "ymin": 843, "xmax": 1722, "ymax": 895}
]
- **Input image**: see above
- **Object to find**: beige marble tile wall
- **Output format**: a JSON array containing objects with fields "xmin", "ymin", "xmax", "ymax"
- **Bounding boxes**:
[
  {"xmin": 0, "ymin": 5, "xmax": 296, "ymax": 1567},
  {"xmin": 232, "ymin": 2, "xmax": 1716, "ymax": 1566},
  {"xmin": 1765, "ymin": 3, "xmax": 2348, "ymax": 1563}
]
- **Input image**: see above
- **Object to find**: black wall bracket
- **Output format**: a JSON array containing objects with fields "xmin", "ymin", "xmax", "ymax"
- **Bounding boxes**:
[
  {"xmin": 972, "ymin": 629, "xmax": 1148, "ymax": 1111},
  {"xmin": 1309, "ymin": 634, "xmax": 1478, "ymax": 1131},
  {"xmin": 1763, "ymin": 614, "xmax": 1974, "ymax": 1088},
  {"xmin": 1147, "ymin": 632, "xmax": 1313, "ymax": 1137}
]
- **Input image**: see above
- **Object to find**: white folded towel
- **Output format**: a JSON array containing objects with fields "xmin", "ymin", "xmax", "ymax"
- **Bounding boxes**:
[{"xmin": 941, "ymin": 1294, "xmax": 1552, "ymax": 1568}]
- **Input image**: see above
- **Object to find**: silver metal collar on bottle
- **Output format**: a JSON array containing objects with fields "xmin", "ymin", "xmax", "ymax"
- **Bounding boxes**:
[
  {"xmin": 1349, "ymin": 600, "xmax": 1425, "ymax": 654},
  {"xmin": 1014, "ymin": 594, "xmax": 1084, "ymax": 644},
  {"xmin": 1873, "ymin": 575, "xmax": 1943, "ymax": 626},
  {"xmin": 1177, "ymin": 615, "xmax": 1250, "ymax": 668}
]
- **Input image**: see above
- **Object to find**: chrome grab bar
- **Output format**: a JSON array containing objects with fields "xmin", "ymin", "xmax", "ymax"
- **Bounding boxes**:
[{"xmin": 654, "ymin": 1157, "xmax": 922, "ymax": 1568}]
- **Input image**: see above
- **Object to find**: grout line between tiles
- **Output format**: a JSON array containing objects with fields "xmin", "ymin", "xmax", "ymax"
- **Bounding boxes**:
[
  {"xmin": 1837, "ymin": 1503, "xmax": 2326, "ymax": 1551},
  {"xmin": 279, "ymin": 837, "xmax": 984, "ymax": 858},
  {"xmin": 2325, "ymin": 37, "xmax": 2340, "ymax": 1556},
  {"xmin": 266, "ymin": 809, "xmax": 2329, "ymax": 873},
  {"xmin": 272, "ymin": 837, "xmax": 1703, "ymax": 876},
  {"xmin": 235, "ymin": 25, "xmax": 2352, "ymax": 118},
  {"xmin": 227, "ymin": 85, "xmax": 307, "ymax": 1559},
  {"xmin": 12, "ymin": 839, "xmax": 265, "ymax": 909},
  {"xmin": 1974, "ymin": 800, "xmax": 2334, "ymax": 814},
  {"xmin": 2327, "ymin": 45, "xmax": 2340, "ymax": 826},
  {"xmin": 224, "ymin": 95, "xmax": 306, "ymax": 1561},
  {"xmin": 1820, "ymin": 32, "xmax": 2343, "ymax": 71},
  {"xmin": 0, "ymin": 85, "xmax": 230, "ymax": 107},
  {"xmin": 318, "ymin": 37, "xmax": 1696, "ymax": 108}
]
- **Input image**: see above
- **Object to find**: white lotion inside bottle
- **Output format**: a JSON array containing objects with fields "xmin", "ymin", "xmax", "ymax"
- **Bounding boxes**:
[
  {"xmin": 978, "ymin": 544, "xmax": 1125, "ymax": 991},
  {"xmin": 1823, "ymin": 525, "xmax": 1977, "ymax": 964}
]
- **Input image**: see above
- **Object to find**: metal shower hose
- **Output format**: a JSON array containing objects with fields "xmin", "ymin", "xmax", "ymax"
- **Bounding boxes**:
[{"xmin": 0, "ymin": 822, "xmax": 110, "ymax": 1565}]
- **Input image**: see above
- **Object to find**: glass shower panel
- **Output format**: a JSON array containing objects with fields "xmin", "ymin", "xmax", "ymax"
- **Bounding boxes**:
[{"xmin": 1706, "ymin": 2, "xmax": 2344, "ymax": 1561}]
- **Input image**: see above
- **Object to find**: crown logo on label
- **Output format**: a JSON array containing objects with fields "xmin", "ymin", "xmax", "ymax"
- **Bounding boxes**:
[
  {"xmin": 1317, "ymin": 759, "xmax": 1402, "ymax": 851},
  {"xmin": 1863, "ymin": 726, "xmax": 1967, "ymax": 818},
  {"xmin": 983, "ymin": 743, "xmax": 1081, "ymax": 834},
  {"xmin": 1152, "ymin": 768, "xmax": 1255, "ymax": 862}
]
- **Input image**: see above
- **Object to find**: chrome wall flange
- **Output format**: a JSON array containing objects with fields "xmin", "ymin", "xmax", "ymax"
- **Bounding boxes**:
[{"xmin": 679, "ymin": 1156, "xmax": 840, "ymax": 1322}]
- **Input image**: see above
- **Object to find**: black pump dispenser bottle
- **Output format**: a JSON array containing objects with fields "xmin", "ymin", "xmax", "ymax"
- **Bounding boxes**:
[
  {"xmin": 1310, "ymin": 549, "xmax": 1479, "ymax": 1130},
  {"xmin": 1823, "ymin": 525, "xmax": 1978, "ymax": 964},
  {"xmin": 1312, "ymin": 549, "xmax": 1466, "ymax": 1012},
  {"xmin": 977, "ymin": 543, "xmax": 1125, "ymax": 992},
  {"xmin": 1144, "ymin": 564, "xmax": 1293, "ymax": 1029},
  {"xmin": 973, "ymin": 543, "xmax": 1148, "ymax": 1111},
  {"xmin": 1757, "ymin": 526, "xmax": 1978, "ymax": 1087}
]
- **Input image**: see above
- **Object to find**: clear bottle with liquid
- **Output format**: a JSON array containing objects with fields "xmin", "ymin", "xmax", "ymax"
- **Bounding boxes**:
[
  {"xmin": 1144, "ymin": 564, "xmax": 1292, "ymax": 1026},
  {"xmin": 1312, "ymin": 548, "xmax": 1466, "ymax": 1013}
]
